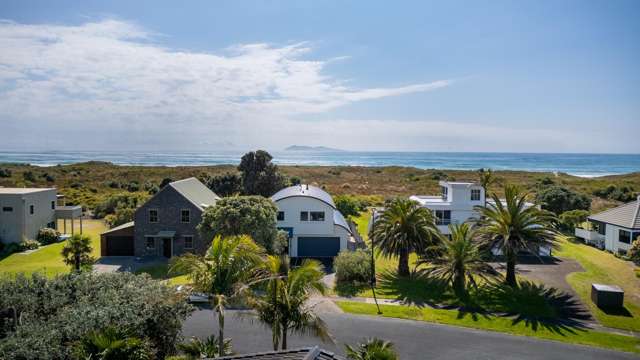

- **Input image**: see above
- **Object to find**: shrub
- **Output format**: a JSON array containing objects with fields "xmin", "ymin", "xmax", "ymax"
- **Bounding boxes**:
[
  {"xmin": 628, "ymin": 237, "xmax": 640, "ymax": 265},
  {"xmin": 535, "ymin": 185, "xmax": 591, "ymax": 214},
  {"xmin": 202, "ymin": 172, "xmax": 242, "ymax": 197},
  {"xmin": 36, "ymin": 228, "xmax": 60, "ymax": 245},
  {"xmin": 335, "ymin": 195, "xmax": 361, "ymax": 219},
  {"xmin": 1, "ymin": 242, "xmax": 20, "ymax": 256},
  {"xmin": 105, "ymin": 206, "xmax": 135, "ymax": 228},
  {"xmin": 559, "ymin": 210, "xmax": 589, "ymax": 232},
  {"xmin": 19, "ymin": 239, "xmax": 40, "ymax": 251},
  {"xmin": 0, "ymin": 168, "xmax": 11, "ymax": 178},
  {"xmin": 334, "ymin": 249, "xmax": 373, "ymax": 285},
  {"xmin": 94, "ymin": 193, "xmax": 147, "ymax": 218},
  {"xmin": 127, "ymin": 181, "xmax": 140, "ymax": 192},
  {"xmin": 22, "ymin": 171, "xmax": 36, "ymax": 182}
]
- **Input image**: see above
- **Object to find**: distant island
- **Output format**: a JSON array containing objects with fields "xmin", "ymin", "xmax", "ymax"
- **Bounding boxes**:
[{"xmin": 284, "ymin": 145, "xmax": 344, "ymax": 152}]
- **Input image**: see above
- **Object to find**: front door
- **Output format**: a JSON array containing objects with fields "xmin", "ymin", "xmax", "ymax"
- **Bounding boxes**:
[{"xmin": 162, "ymin": 237, "xmax": 172, "ymax": 258}]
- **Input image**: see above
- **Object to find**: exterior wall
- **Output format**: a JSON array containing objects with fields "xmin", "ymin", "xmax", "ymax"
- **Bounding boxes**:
[
  {"xmin": 604, "ymin": 224, "xmax": 638, "ymax": 254},
  {"xmin": 274, "ymin": 196, "xmax": 348, "ymax": 257},
  {"xmin": 134, "ymin": 186, "xmax": 206, "ymax": 257},
  {"xmin": 425, "ymin": 183, "xmax": 484, "ymax": 234},
  {"xmin": 0, "ymin": 190, "xmax": 56, "ymax": 244},
  {"xmin": 101, "ymin": 224, "xmax": 135, "ymax": 257}
]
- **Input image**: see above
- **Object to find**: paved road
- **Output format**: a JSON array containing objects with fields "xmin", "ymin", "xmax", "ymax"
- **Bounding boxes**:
[{"xmin": 182, "ymin": 308, "xmax": 638, "ymax": 360}]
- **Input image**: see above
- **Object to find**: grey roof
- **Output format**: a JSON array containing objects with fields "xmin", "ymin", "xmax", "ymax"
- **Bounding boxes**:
[
  {"xmin": 213, "ymin": 346, "xmax": 344, "ymax": 360},
  {"xmin": 0, "ymin": 187, "xmax": 55, "ymax": 195},
  {"xmin": 271, "ymin": 185, "xmax": 336, "ymax": 208},
  {"xmin": 588, "ymin": 198, "xmax": 640, "ymax": 229},
  {"xmin": 169, "ymin": 177, "xmax": 220, "ymax": 210},
  {"xmin": 333, "ymin": 211, "xmax": 352, "ymax": 235},
  {"xmin": 101, "ymin": 221, "xmax": 134, "ymax": 235}
]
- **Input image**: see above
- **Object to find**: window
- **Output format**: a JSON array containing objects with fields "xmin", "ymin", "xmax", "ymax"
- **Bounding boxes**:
[
  {"xmin": 146, "ymin": 237, "xmax": 155, "ymax": 249},
  {"xmin": 183, "ymin": 236, "xmax": 194, "ymax": 250},
  {"xmin": 2, "ymin": 207, "xmax": 12, "ymax": 212},
  {"xmin": 51, "ymin": 201, "xmax": 55, "ymax": 210},
  {"xmin": 619, "ymin": 230, "xmax": 631, "ymax": 244},
  {"xmin": 471, "ymin": 189, "xmax": 481, "ymax": 201},
  {"xmin": 277, "ymin": 211, "xmax": 285, "ymax": 221},
  {"xmin": 181, "ymin": 209, "xmax": 190, "ymax": 223},
  {"xmin": 441, "ymin": 186, "xmax": 448, "ymax": 199},
  {"xmin": 149, "ymin": 209, "xmax": 158, "ymax": 223},
  {"xmin": 47, "ymin": 221, "xmax": 56, "ymax": 229},
  {"xmin": 310, "ymin": 211, "xmax": 325, "ymax": 221},
  {"xmin": 300, "ymin": 211, "xmax": 309, "ymax": 221},
  {"xmin": 29, "ymin": 205, "xmax": 34, "ymax": 215},
  {"xmin": 435, "ymin": 210, "xmax": 451, "ymax": 225}
]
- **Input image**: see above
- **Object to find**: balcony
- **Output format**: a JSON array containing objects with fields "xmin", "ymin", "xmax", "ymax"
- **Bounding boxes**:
[{"xmin": 575, "ymin": 227, "xmax": 605, "ymax": 248}]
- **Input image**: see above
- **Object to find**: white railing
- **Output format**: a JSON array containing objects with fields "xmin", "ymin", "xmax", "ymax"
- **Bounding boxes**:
[{"xmin": 575, "ymin": 227, "xmax": 605, "ymax": 246}]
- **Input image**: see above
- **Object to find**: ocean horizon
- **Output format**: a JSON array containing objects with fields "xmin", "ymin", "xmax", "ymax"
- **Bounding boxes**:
[{"xmin": 0, "ymin": 150, "xmax": 638, "ymax": 178}]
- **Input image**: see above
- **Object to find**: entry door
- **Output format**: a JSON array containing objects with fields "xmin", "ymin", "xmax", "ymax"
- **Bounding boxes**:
[{"xmin": 162, "ymin": 238, "xmax": 172, "ymax": 258}]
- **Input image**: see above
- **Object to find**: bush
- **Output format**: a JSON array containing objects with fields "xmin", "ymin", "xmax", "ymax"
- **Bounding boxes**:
[
  {"xmin": 22, "ymin": 171, "xmax": 36, "ymax": 182},
  {"xmin": 335, "ymin": 195, "xmax": 361, "ymax": 219},
  {"xmin": 36, "ymin": 228, "xmax": 60, "ymax": 245},
  {"xmin": 593, "ymin": 184, "xmax": 636, "ymax": 202},
  {"xmin": 105, "ymin": 206, "xmax": 135, "ymax": 228},
  {"xmin": 127, "ymin": 181, "xmax": 140, "ymax": 192},
  {"xmin": 94, "ymin": 193, "xmax": 147, "ymax": 218},
  {"xmin": 1, "ymin": 242, "xmax": 20, "ymax": 256},
  {"xmin": 559, "ymin": 210, "xmax": 589, "ymax": 232},
  {"xmin": 19, "ymin": 239, "xmax": 40, "ymax": 251},
  {"xmin": 628, "ymin": 237, "xmax": 640, "ymax": 265},
  {"xmin": 535, "ymin": 185, "xmax": 591, "ymax": 214},
  {"xmin": 334, "ymin": 249, "xmax": 373, "ymax": 285},
  {"xmin": 202, "ymin": 172, "xmax": 242, "ymax": 197},
  {"xmin": 0, "ymin": 168, "xmax": 11, "ymax": 178}
]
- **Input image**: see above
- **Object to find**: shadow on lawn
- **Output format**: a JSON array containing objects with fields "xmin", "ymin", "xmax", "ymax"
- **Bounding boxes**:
[{"xmin": 375, "ymin": 270, "xmax": 455, "ymax": 308}]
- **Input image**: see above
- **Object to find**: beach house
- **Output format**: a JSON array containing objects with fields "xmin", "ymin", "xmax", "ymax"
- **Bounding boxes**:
[{"xmin": 575, "ymin": 196, "xmax": 640, "ymax": 254}]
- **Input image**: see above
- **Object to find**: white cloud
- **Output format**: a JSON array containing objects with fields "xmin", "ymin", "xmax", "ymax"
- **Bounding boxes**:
[{"xmin": 0, "ymin": 19, "xmax": 455, "ymax": 151}]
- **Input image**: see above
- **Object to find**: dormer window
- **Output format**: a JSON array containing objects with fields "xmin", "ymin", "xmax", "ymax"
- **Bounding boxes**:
[{"xmin": 471, "ymin": 189, "xmax": 481, "ymax": 201}]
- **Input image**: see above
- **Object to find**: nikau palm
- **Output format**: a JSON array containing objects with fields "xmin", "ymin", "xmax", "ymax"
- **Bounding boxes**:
[
  {"xmin": 170, "ymin": 235, "xmax": 264, "ymax": 356},
  {"xmin": 372, "ymin": 198, "xmax": 437, "ymax": 277},
  {"xmin": 475, "ymin": 185, "xmax": 558, "ymax": 287},
  {"xmin": 419, "ymin": 223, "xmax": 498, "ymax": 298},
  {"xmin": 250, "ymin": 255, "xmax": 332, "ymax": 350},
  {"xmin": 345, "ymin": 337, "xmax": 399, "ymax": 360}
]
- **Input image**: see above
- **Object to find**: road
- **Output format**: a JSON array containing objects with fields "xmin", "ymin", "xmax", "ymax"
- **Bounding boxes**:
[{"xmin": 182, "ymin": 308, "xmax": 638, "ymax": 360}]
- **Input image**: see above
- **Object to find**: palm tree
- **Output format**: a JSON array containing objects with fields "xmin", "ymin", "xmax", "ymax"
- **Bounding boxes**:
[
  {"xmin": 372, "ymin": 198, "xmax": 438, "ymax": 277},
  {"xmin": 418, "ymin": 223, "xmax": 498, "ymax": 299},
  {"xmin": 250, "ymin": 255, "xmax": 332, "ymax": 350},
  {"xmin": 475, "ymin": 184, "xmax": 558, "ymax": 287},
  {"xmin": 169, "ymin": 235, "xmax": 264, "ymax": 356},
  {"xmin": 345, "ymin": 338, "xmax": 399, "ymax": 360},
  {"xmin": 79, "ymin": 327, "xmax": 152, "ymax": 360},
  {"xmin": 177, "ymin": 335, "xmax": 232, "ymax": 359},
  {"xmin": 61, "ymin": 234, "xmax": 94, "ymax": 271},
  {"xmin": 477, "ymin": 168, "xmax": 496, "ymax": 206}
]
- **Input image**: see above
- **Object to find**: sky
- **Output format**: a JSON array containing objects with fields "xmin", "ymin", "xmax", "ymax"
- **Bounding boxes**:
[{"xmin": 0, "ymin": 0, "xmax": 638, "ymax": 154}]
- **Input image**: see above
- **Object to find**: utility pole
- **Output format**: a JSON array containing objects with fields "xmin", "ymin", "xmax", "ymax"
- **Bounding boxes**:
[{"xmin": 370, "ymin": 208, "xmax": 382, "ymax": 315}]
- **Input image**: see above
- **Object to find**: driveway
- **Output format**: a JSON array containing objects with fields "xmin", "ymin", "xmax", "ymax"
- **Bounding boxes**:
[
  {"xmin": 182, "ymin": 308, "xmax": 638, "ymax": 360},
  {"xmin": 92, "ymin": 256, "xmax": 167, "ymax": 273}
]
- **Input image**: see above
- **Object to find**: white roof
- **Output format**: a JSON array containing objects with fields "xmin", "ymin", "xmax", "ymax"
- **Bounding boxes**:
[
  {"xmin": 271, "ymin": 184, "xmax": 336, "ymax": 208},
  {"xmin": 0, "ymin": 187, "xmax": 55, "ymax": 195}
]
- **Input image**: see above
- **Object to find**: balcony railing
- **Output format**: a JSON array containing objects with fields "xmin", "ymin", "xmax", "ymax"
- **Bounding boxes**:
[{"xmin": 575, "ymin": 227, "xmax": 605, "ymax": 247}]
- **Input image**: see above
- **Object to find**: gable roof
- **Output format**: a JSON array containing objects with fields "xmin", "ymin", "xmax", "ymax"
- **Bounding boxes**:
[
  {"xmin": 169, "ymin": 177, "xmax": 220, "ymax": 210},
  {"xmin": 588, "ymin": 198, "xmax": 640, "ymax": 229},
  {"xmin": 271, "ymin": 185, "xmax": 336, "ymax": 208},
  {"xmin": 213, "ymin": 346, "xmax": 344, "ymax": 360}
]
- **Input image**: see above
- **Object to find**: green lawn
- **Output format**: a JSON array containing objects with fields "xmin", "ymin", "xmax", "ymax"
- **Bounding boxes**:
[
  {"xmin": 134, "ymin": 263, "xmax": 190, "ymax": 286},
  {"xmin": 337, "ymin": 301, "xmax": 640, "ymax": 354},
  {"xmin": 0, "ymin": 219, "xmax": 106, "ymax": 277},
  {"xmin": 556, "ymin": 236, "xmax": 640, "ymax": 331}
]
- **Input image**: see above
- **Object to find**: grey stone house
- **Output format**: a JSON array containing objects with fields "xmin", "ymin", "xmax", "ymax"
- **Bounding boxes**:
[{"xmin": 101, "ymin": 178, "xmax": 220, "ymax": 257}]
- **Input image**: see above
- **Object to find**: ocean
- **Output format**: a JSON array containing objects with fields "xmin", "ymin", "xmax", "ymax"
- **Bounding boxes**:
[{"xmin": 0, "ymin": 150, "xmax": 638, "ymax": 177}]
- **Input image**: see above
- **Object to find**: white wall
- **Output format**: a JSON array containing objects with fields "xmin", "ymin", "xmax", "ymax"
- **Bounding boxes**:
[
  {"xmin": 0, "ymin": 190, "xmax": 56, "ymax": 243},
  {"xmin": 604, "ymin": 224, "xmax": 635, "ymax": 253}
]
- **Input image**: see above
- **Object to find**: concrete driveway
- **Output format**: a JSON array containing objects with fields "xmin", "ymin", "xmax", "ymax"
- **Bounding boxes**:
[
  {"xmin": 93, "ymin": 256, "xmax": 167, "ymax": 273},
  {"xmin": 182, "ymin": 308, "xmax": 638, "ymax": 360}
]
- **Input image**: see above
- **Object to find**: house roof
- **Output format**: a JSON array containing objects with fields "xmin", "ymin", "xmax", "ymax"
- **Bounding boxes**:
[
  {"xmin": 213, "ymin": 346, "xmax": 344, "ymax": 360},
  {"xmin": 333, "ymin": 211, "xmax": 352, "ymax": 235},
  {"xmin": 271, "ymin": 185, "xmax": 336, "ymax": 208},
  {"xmin": 588, "ymin": 198, "xmax": 640, "ymax": 229},
  {"xmin": 169, "ymin": 177, "xmax": 220, "ymax": 210},
  {"xmin": 101, "ymin": 221, "xmax": 134, "ymax": 235},
  {"xmin": 0, "ymin": 187, "xmax": 55, "ymax": 195}
]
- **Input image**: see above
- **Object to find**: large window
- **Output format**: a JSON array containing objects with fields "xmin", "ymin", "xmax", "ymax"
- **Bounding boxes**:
[
  {"xmin": 149, "ymin": 209, "xmax": 158, "ymax": 223},
  {"xmin": 300, "ymin": 211, "xmax": 309, "ymax": 221},
  {"xmin": 146, "ymin": 237, "xmax": 155, "ymax": 249},
  {"xmin": 435, "ymin": 210, "xmax": 451, "ymax": 225},
  {"xmin": 183, "ymin": 235, "xmax": 194, "ymax": 250},
  {"xmin": 310, "ymin": 211, "xmax": 325, "ymax": 221},
  {"xmin": 29, "ymin": 205, "xmax": 34, "ymax": 215},
  {"xmin": 51, "ymin": 201, "xmax": 55, "ymax": 210},
  {"xmin": 471, "ymin": 189, "xmax": 481, "ymax": 201},
  {"xmin": 181, "ymin": 209, "xmax": 190, "ymax": 223},
  {"xmin": 2, "ymin": 207, "xmax": 12, "ymax": 212},
  {"xmin": 277, "ymin": 211, "xmax": 285, "ymax": 221},
  {"xmin": 619, "ymin": 230, "xmax": 631, "ymax": 244}
]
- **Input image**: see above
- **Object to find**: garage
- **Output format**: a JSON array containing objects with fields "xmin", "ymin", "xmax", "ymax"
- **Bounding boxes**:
[
  {"xmin": 101, "ymin": 221, "xmax": 135, "ymax": 256},
  {"xmin": 297, "ymin": 236, "xmax": 340, "ymax": 258}
]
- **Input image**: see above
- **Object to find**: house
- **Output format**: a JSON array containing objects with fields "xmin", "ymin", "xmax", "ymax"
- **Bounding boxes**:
[
  {"xmin": 575, "ymin": 196, "xmax": 640, "ymax": 254},
  {"xmin": 100, "ymin": 178, "xmax": 220, "ymax": 257},
  {"xmin": 215, "ymin": 346, "xmax": 343, "ymax": 360},
  {"xmin": 271, "ymin": 184, "xmax": 356, "ymax": 259},
  {"xmin": 0, "ymin": 187, "xmax": 83, "ymax": 244}
]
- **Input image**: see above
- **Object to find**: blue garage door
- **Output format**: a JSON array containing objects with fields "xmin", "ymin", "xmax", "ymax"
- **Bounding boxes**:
[{"xmin": 298, "ymin": 237, "xmax": 340, "ymax": 257}]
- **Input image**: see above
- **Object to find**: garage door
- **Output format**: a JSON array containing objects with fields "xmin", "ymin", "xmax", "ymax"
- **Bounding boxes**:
[
  {"xmin": 105, "ymin": 236, "xmax": 134, "ymax": 256},
  {"xmin": 298, "ymin": 237, "xmax": 340, "ymax": 257}
]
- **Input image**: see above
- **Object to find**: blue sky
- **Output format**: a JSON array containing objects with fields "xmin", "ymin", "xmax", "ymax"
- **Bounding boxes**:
[{"xmin": 0, "ymin": 0, "xmax": 638, "ymax": 153}]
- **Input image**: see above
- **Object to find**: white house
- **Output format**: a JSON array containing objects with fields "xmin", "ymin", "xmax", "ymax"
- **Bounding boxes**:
[
  {"xmin": 271, "ymin": 184, "xmax": 355, "ymax": 259},
  {"xmin": 575, "ymin": 196, "xmax": 640, "ymax": 254}
]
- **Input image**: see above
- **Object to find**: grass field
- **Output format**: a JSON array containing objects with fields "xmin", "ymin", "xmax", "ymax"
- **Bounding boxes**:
[
  {"xmin": 134, "ymin": 263, "xmax": 190, "ymax": 286},
  {"xmin": 556, "ymin": 236, "xmax": 640, "ymax": 331},
  {"xmin": 337, "ymin": 301, "xmax": 640, "ymax": 354},
  {"xmin": 0, "ymin": 219, "xmax": 106, "ymax": 277}
]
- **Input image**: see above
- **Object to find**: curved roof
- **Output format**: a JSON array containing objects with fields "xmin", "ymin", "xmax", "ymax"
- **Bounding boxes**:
[
  {"xmin": 271, "ymin": 185, "xmax": 336, "ymax": 208},
  {"xmin": 333, "ymin": 211, "xmax": 352, "ymax": 234}
]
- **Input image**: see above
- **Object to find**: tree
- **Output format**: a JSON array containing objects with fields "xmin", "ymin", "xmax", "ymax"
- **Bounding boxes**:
[
  {"xmin": 203, "ymin": 172, "xmax": 243, "ymax": 197},
  {"xmin": 371, "ymin": 198, "xmax": 438, "ymax": 277},
  {"xmin": 558, "ymin": 209, "xmax": 589, "ymax": 232},
  {"xmin": 418, "ymin": 223, "xmax": 498, "ymax": 299},
  {"xmin": 105, "ymin": 206, "xmax": 135, "ymax": 228},
  {"xmin": 177, "ymin": 335, "xmax": 232, "ymax": 359},
  {"xmin": 628, "ymin": 236, "xmax": 640, "ymax": 265},
  {"xmin": 61, "ymin": 234, "xmax": 94, "ymax": 271},
  {"xmin": 169, "ymin": 235, "xmax": 263, "ymax": 356},
  {"xmin": 534, "ymin": 185, "xmax": 591, "ymax": 215},
  {"xmin": 75, "ymin": 327, "xmax": 154, "ymax": 360},
  {"xmin": 477, "ymin": 168, "xmax": 496, "ymax": 205},
  {"xmin": 238, "ymin": 150, "xmax": 286, "ymax": 197},
  {"xmin": 335, "ymin": 195, "xmax": 361, "ymax": 219},
  {"xmin": 345, "ymin": 338, "xmax": 399, "ymax": 360},
  {"xmin": 159, "ymin": 177, "xmax": 173, "ymax": 189},
  {"xmin": 250, "ymin": 255, "xmax": 332, "ymax": 350},
  {"xmin": 476, "ymin": 184, "xmax": 558, "ymax": 287},
  {"xmin": 198, "ymin": 196, "xmax": 280, "ymax": 253}
]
